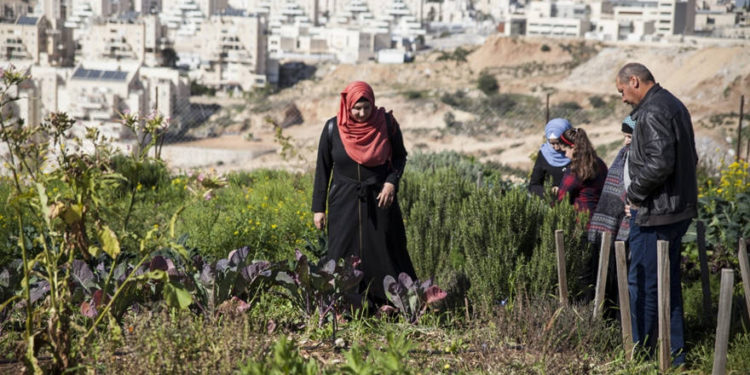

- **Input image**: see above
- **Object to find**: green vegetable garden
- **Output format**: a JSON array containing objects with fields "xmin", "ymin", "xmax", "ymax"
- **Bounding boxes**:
[{"xmin": 1, "ymin": 68, "xmax": 749, "ymax": 374}]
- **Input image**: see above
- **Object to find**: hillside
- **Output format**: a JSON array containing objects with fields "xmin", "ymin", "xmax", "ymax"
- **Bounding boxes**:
[{"xmin": 162, "ymin": 35, "xmax": 750, "ymax": 177}]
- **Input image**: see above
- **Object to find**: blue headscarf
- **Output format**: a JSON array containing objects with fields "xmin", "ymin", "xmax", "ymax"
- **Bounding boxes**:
[{"xmin": 540, "ymin": 118, "xmax": 572, "ymax": 167}]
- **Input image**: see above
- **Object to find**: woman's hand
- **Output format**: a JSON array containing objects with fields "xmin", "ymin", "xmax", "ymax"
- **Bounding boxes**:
[
  {"xmin": 313, "ymin": 212, "xmax": 326, "ymax": 230},
  {"xmin": 377, "ymin": 182, "xmax": 396, "ymax": 208}
]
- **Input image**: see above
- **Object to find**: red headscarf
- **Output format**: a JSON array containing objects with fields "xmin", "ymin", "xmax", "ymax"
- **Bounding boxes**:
[{"xmin": 337, "ymin": 81, "xmax": 391, "ymax": 167}]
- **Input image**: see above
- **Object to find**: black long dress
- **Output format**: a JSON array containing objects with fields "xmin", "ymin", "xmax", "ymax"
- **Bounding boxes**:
[{"xmin": 312, "ymin": 116, "xmax": 416, "ymax": 302}]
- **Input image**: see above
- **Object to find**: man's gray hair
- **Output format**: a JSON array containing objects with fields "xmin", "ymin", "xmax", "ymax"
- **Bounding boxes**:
[{"xmin": 617, "ymin": 63, "xmax": 655, "ymax": 83}]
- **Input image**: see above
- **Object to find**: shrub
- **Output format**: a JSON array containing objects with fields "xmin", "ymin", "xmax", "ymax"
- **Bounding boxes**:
[
  {"xmin": 541, "ymin": 44, "xmax": 551, "ymax": 52},
  {"xmin": 477, "ymin": 71, "xmax": 499, "ymax": 96},
  {"xmin": 399, "ymin": 159, "xmax": 588, "ymax": 310},
  {"xmin": 588, "ymin": 95, "xmax": 606, "ymax": 108}
]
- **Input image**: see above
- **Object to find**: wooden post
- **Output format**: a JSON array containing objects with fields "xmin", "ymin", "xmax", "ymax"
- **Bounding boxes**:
[
  {"xmin": 738, "ymin": 238, "xmax": 750, "ymax": 320},
  {"xmin": 712, "ymin": 269, "xmax": 734, "ymax": 375},
  {"xmin": 697, "ymin": 221, "xmax": 713, "ymax": 321},
  {"xmin": 657, "ymin": 240, "xmax": 671, "ymax": 372},
  {"xmin": 545, "ymin": 93, "xmax": 550, "ymax": 125},
  {"xmin": 555, "ymin": 229, "xmax": 568, "ymax": 305},
  {"xmin": 593, "ymin": 231, "xmax": 613, "ymax": 319},
  {"xmin": 736, "ymin": 95, "xmax": 744, "ymax": 161},
  {"xmin": 615, "ymin": 241, "xmax": 633, "ymax": 360}
]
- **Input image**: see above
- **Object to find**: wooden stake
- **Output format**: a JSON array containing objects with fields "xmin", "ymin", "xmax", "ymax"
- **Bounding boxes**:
[
  {"xmin": 593, "ymin": 231, "xmax": 612, "ymax": 319},
  {"xmin": 555, "ymin": 229, "xmax": 568, "ymax": 305},
  {"xmin": 615, "ymin": 241, "xmax": 633, "ymax": 360},
  {"xmin": 657, "ymin": 240, "xmax": 671, "ymax": 372},
  {"xmin": 737, "ymin": 238, "xmax": 750, "ymax": 321},
  {"xmin": 736, "ymin": 95, "xmax": 744, "ymax": 161},
  {"xmin": 697, "ymin": 221, "xmax": 713, "ymax": 322},
  {"xmin": 712, "ymin": 269, "xmax": 734, "ymax": 375}
]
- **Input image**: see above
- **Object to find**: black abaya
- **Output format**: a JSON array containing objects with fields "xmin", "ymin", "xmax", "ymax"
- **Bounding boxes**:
[{"xmin": 312, "ymin": 116, "xmax": 416, "ymax": 301}]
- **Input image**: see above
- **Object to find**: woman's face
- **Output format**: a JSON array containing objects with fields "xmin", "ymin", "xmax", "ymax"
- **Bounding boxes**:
[
  {"xmin": 350, "ymin": 100, "xmax": 372, "ymax": 122},
  {"xmin": 623, "ymin": 133, "xmax": 632, "ymax": 146},
  {"xmin": 562, "ymin": 144, "xmax": 575, "ymax": 159},
  {"xmin": 549, "ymin": 138, "xmax": 563, "ymax": 151}
]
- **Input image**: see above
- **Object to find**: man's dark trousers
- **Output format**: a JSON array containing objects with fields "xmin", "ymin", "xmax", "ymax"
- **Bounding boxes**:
[{"xmin": 628, "ymin": 209, "xmax": 691, "ymax": 365}]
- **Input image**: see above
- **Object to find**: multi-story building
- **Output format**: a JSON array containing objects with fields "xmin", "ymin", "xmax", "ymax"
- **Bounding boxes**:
[
  {"xmin": 527, "ymin": 16, "xmax": 591, "ymax": 37},
  {"xmin": 1, "ymin": 0, "xmax": 36, "ymax": 22},
  {"xmin": 525, "ymin": 0, "xmax": 591, "ymax": 37},
  {"xmin": 612, "ymin": 0, "xmax": 696, "ymax": 36},
  {"xmin": 0, "ymin": 16, "xmax": 50, "ymax": 63},
  {"xmin": 78, "ymin": 15, "xmax": 165, "ymax": 66},
  {"xmin": 174, "ymin": 13, "xmax": 270, "ymax": 90}
]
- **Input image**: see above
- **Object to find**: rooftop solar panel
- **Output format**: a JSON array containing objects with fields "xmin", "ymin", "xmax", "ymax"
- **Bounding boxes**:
[
  {"xmin": 72, "ymin": 68, "xmax": 88, "ymax": 78},
  {"xmin": 86, "ymin": 70, "xmax": 103, "ymax": 79},
  {"xmin": 72, "ymin": 68, "xmax": 128, "ymax": 82},
  {"xmin": 17, "ymin": 16, "xmax": 38, "ymax": 25}
]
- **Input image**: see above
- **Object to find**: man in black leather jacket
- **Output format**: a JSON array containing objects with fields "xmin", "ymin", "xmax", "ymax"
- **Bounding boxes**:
[{"xmin": 615, "ymin": 63, "xmax": 697, "ymax": 366}]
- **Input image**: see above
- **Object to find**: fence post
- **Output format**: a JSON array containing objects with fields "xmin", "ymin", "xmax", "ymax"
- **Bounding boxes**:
[
  {"xmin": 697, "ymin": 221, "xmax": 713, "ymax": 322},
  {"xmin": 593, "ymin": 231, "xmax": 612, "ymax": 319},
  {"xmin": 738, "ymin": 238, "xmax": 750, "ymax": 320},
  {"xmin": 615, "ymin": 241, "xmax": 633, "ymax": 360},
  {"xmin": 555, "ymin": 229, "xmax": 568, "ymax": 306},
  {"xmin": 736, "ymin": 94, "xmax": 744, "ymax": 161},
  {"xmin": 712, "ymin": 269, "xmax": 734, "ymax": 375},
  {"xmin": 657, "ymin": 240, "xmax": 671, "ymax": 372}
]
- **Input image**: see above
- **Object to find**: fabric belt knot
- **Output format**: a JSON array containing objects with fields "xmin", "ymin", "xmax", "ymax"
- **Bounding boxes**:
[{"xmin": 336, "ymin": 174, "xmax": 381, "ymax": 202}]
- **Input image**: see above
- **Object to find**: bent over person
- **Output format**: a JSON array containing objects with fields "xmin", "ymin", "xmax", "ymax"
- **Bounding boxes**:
[
  {"xmin": 616, "ymin": 63, "xmax": 698, "ymax": 366},
  {"xmin": 312, "ymin": 81, "xmax": 416, "ymax": 305}
]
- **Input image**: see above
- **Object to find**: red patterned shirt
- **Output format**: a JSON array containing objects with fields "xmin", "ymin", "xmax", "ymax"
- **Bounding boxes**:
[{"xmin": 557, "ymin": 157, "xmax": 608, "ymax": 225}]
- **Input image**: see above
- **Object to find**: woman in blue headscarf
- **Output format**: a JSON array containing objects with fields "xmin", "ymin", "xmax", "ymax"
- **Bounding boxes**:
[{"xmin": 528, "ymin": 118, "xmax": 572, "ymax": 198}]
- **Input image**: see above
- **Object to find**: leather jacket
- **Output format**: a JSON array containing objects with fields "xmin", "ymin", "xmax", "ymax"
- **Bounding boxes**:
[{"xmin": 627, "ymin": 84, "xmax": 698, "ymax": 227}]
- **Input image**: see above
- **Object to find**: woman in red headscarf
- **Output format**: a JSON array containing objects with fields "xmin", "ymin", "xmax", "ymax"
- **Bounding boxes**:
[{"xmin": 312, "ymin": 81, "xmax": 416, "ymax": 304}]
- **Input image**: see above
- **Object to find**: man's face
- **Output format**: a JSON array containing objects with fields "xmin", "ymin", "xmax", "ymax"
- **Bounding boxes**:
[{"xmin": 616, "ymin": 76, "xmax": 640, "ymax": 108}]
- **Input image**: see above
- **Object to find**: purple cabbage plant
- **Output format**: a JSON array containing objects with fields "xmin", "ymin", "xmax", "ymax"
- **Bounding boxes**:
[
  {"xmin": 381, "ymin": 273, "xmax": 448, "ymax": 324},
  {"xmin": 195, "ymin": 246, "xmax": 274, "ymax": 316},
  {"xmin": 274, "ymin": 250, "xmax": 364, "ymax": 333}
]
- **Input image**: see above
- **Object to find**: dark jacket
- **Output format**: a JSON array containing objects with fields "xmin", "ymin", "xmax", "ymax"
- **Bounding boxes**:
[
  {"xmin": 627, "ymin": 84, "xmax": 698, "ymax": 227},
  {"xmin": 528, "ymin": 150, "xmax": 568, "ymax": 198}
]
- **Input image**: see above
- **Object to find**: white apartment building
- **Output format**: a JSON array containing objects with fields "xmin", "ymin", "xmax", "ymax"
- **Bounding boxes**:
[
  {"xmin": 525, "ymin": 1, "xmax": 591, "ymax": 37},
  {"xmin": 473, "ymin": 0, "xmax": 514, "ymax": 21},
  {"xmin": 612, "ymin": 0, "xmax": 696, "ymax": 36},
  {"xmin": 694, "ymin": 9, "xmax": 739, "ymax": 31},
  {"xmin": 174, "ymin": 13, "xmax": 270, "ymax": 90},
  {"xmin": 78, "ymin": 15, "xmax": 165, "ymax": 66},
  {"xmin": 527, "ymin": 16, "xmax": 590, "ymax": 37},
  {"xmin": 1, "ymin": 16, "xmax": 50, "ymax": 63},
  {"xmin": 161, "ymin": 0, "xmax": 229, "ymax": 36},
  {"xmin": 1, "ymin": 1, "xmax": 35, "ymax": 22},
  {"xmin": 268, "ymin": 23, "xmax": 390, "ymax": 63}
]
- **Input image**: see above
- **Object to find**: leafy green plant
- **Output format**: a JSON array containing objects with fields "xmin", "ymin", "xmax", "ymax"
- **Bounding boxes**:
[
  {"xmin": 340, "ymin": 331, "xmax": 416, "ymax": 375},
  {"xmin": 239, "ymin": 336, "xmax": 321, "ymax": 375},
  {"xmin": 381, "ymin": 273, "xmax": 447, "ymax": 323}
]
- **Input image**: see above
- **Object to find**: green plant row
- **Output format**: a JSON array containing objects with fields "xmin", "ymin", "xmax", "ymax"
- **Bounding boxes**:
[{"xmin": 399, "ymin": 164, "xmax": 589, "ymax": 310}]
